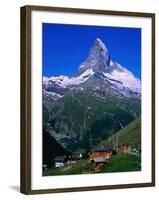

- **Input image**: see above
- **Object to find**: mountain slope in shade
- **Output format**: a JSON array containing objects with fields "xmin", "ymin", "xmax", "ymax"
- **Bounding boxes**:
[
  {"xmin": 45, "ymin": 91, "xmax": 140, "ymax": 151},
  {"xmin": 100, "ymin": 117, "xmax": 141, "ymax": 148},
  {"xmin": 43, "ymin": 129, "xmax": 70, "ymax": 166}
]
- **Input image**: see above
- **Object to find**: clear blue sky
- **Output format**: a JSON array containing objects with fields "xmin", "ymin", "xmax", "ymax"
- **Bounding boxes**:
[{"xmin": 42, "ymin": 23, "xmax": 141, "ymax": 79}]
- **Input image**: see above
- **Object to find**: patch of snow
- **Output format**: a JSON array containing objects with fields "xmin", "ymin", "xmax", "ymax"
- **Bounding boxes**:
[
  {"xmin": 79, "ymin": 87, "xmax": 84, "ymax": 91},
  {"xmin": 79, "ymin": 64, "xmax": 85, "ymax": 69},
  {"xmin": 110, "ymin": 60, "xmax": 114, "ymax": 66},
  {"xmin": 103, "ymin": 67, "xmax": 141, "ymax": 93},
  {"xmin": 43, "ymin": 68, "xmax": 94, "ymax": 88},
  {"xmin": 96, "ymin": 38, "xmax": 108, "ymax": 52},
  {"xmin": 90, "ymin": 60, "xmax": 97, "ymax": 66},
  {"xmin": 43, "ymin": 76, "xmax": 48, "ymax": 81},
  {"xmin": 43, "ymin": 76, "xmax": 49, "ymax": 85},
  {"xmin": 43, "ymin": 90, "xmax": 63, "ymax": 98}
]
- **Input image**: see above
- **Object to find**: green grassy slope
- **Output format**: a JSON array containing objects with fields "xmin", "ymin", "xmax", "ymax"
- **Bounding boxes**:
[
  {"xmin": 101, "ymin": 152, "xmax": 141, "ymax": 173},
  {"xmin": 43, "ymin": 159, "xmax": 91, "ymax": 176},
  {"xmin": 101, "ymin": 117, "xmax": 141, "ymax": 149},
  {"xmin": 43, "ymin": 152, "xmax": 140, "ymax": 176}
]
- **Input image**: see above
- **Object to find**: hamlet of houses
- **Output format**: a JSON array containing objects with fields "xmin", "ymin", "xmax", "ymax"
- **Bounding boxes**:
[{"xmin": 45, "ymin": 143, "xmax": 131, "ymax": 171}]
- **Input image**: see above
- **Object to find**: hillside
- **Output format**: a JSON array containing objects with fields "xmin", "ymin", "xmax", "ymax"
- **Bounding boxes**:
[
  {"xmin": 43, "ymin": 152, "xmax": 141, "ymax": 176},
  {"xmin": 44, "ymin": 89, "xmax": 140, "ymax": 152},
  {"xmin": 101, "ymin": 117, "xmax": 141, "ymax": 149},
  {"xmin": 100, "ymin": 152, "xmax": 141, "ymax": 173},
  {"xmin": 43, "ymin": 129, "xmax": 70, "ymax": 166}
]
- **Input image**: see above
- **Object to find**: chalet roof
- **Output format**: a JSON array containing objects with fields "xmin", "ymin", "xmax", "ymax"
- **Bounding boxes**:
[
  {"xmin": 54, "ymin": 156, "xmax": 66, "ymax": 162},
  {"xmin": 91, "ymin": 157, "xmax": 106, "ymax": 163},
  {"xmin": 71, "ymin": 153, "xmax": 82, "ymax": 160},
  {"xmin": 72, "ymin": 152, "xmax": 82, "ymax": 156},
  {"xmin": 91, "ymin": 145, "xmax": 113, "ymax": 152},
  {"xmin": 74, "ymin": 149, "xmax": 86, "ymax": 153}
]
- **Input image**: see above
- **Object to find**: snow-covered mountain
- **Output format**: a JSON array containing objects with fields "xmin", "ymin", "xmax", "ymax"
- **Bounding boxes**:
[
  {"xmin": 43, "ymin": 38, "xmax": 141, "ymax": 151},
  {"xmin": 43, "ymin": 38, "xmax": 141, "ymax": 104},
  {"xmin": 43, "ymin": 68, "xmax": 94, "ymax": 88}
]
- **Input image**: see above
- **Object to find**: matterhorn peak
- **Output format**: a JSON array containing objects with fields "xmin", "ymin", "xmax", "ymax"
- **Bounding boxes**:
[
  {"xmin": 94, "ymin": 38, "xmax": 108, "ymax": 52},
  {"xmin": 78, "ymin": 38, "xmax": 110, "ymax": 75}
]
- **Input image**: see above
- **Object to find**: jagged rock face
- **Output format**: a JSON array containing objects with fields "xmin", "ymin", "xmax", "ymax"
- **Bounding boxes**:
[
  {"xmin": 42, "ymin": 38, "xmax": 141, "ymax": 152},
  {"xmin": 78, "ymin": 38, "xmax": 110, "ymax": 74}
]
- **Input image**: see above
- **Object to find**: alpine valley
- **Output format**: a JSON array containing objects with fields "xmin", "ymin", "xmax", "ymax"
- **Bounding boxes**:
[{"xmin": 43, "ymin": 38, "xmax": 141, "ymax": 165}]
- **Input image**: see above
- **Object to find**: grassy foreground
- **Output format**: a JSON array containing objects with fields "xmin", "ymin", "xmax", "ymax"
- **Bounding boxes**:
[
  {"xmin": 43, "ymin": 152, "xmax": 141, "ymax": 176},
  {"xmin": 100, "ymin": 152, "xmax": 141, "ymax": 173},
  {"xmin": 101, "ymin": 118, "xmax": 141, "ymax": 149},
  {"xmin": 43, "ymin": 159, "xmax": 91, "ymax": 176}
]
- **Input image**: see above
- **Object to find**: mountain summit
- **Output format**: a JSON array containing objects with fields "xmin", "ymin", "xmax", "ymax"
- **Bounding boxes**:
[
  {"xmin": 77, "ymin": 38, "xmax": 140, "ymax": 94},
  {"xmin": 78, "ymin": 38, "xmax": 110, "ymax": 75}
]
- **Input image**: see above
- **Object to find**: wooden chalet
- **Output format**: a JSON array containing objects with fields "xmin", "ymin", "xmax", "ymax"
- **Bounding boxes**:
[
  {"xmin": 91, "ymin": 157, "xmax": 106, "ymax": 163},
  {"xmin": 67, "ymin": 151, "xmax": 83, "ymax": 165},
  {"xmin": 54, "ymin": 155, "xmax": 67, "ymax": 168},
  {"xmin": 89, "ymin": 146, "xmax": 114, "ymax": 160},
  {"xmin": 122, "ymin": 144, "xmax": 129, "ymax": 152},
  {"xmin": 116, "ymin": 144, "xmax": 131, "ymax": 153},
  {"xmin": 71, "ymin": 151, "xmax": 83, "ymax": 160},
  {"xmin": 54, "ymin": 155, "xmax": 67, "ymax": 162}
]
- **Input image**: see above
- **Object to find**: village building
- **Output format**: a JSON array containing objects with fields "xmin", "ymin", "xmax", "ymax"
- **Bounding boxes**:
[
  {"xmin": 67, "ymin": 151, "xmax": 83, "ymax": 165},
  {"xmin": 54, "ymin": 156, "xmax": 67, "ymax": 168},
  {"xmin": 90, "ymin": 157, "xmax": 107, "ymax": 171},
  {"xmin": 72, "ymin": 151, "xmax": 83, "ymax": 160},
  {"xmin": 91, "ymin": 157, "xmax": 106, "ymax": 163},
  {"xmin": 116, "ymin": 144, "xmax": 131, "ymax": 153},
  {"xmin": 89, "ymin": 146, "xmax": 114, "ymax": 161},
  {"xmin": 122, "ymin": 144, "xmax": 129, "ymax": 153},
  {"xmin": 116, "ymin": 145, "xmax": 122, "ymax": 152}
]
